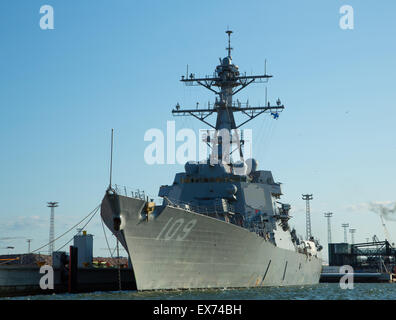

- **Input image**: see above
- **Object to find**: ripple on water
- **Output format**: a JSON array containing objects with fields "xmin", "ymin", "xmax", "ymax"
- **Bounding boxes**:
[{"xmin": 3, "ymin": 283, "xmax": 396, "ymax": 300}]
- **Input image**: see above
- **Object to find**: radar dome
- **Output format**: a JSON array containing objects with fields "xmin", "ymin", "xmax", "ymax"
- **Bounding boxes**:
[{"xmin": 222, "ymin": 57, "xmax": 231, "ymax": 65}]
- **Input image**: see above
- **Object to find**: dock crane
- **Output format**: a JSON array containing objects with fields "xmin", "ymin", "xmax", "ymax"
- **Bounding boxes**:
[
  {"xmin": 370, "ymin": 204, "xmax": 395, "ymax": 246},
  {"xmin": 379, "ymin": 213, "xmax": 393, "ymax": 246}
]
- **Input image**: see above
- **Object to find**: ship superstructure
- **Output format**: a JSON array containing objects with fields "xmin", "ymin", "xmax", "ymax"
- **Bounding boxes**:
[{"xmin": 100, "ymin": 31, "xmax": 323, "ymax": 290}]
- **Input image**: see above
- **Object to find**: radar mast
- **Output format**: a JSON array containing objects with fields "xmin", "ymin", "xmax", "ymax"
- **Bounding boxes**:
[{"xmin": 173, "ymin": 30, "xmax": 285, "ymax": 167}]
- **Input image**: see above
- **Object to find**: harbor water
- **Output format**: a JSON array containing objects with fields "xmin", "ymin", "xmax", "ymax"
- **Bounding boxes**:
[{"xmin": 2, "ymin": 283, "xmax": 396, "ymax": 300}]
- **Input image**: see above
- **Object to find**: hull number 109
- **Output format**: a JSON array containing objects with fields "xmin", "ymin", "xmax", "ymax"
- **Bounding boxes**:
[{"xmin": 156, "ymin": 217, "xmax": 197, "ymax": 241}]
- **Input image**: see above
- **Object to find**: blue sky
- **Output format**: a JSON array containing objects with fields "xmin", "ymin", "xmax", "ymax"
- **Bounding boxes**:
[{"xmin": 0, "ymin": 0, "xmax": 395, "ymax": 261}]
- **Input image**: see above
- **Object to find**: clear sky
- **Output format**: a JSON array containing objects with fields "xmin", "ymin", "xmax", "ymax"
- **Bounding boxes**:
[{"xmin": 0, "ymin": 0, "xmax": 395, "ymax": 261}]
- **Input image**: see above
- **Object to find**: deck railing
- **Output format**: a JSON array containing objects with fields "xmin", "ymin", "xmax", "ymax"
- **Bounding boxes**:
[
  {"xmin": 112, "ymin": 184, "xmax": 152, "ymax": 201},
  {"xmin": 111, "ymin": 185, "xmax": 271, "ymax": 239}
]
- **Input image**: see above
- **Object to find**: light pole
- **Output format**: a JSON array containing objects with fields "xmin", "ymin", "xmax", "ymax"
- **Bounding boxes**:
[
  {"xmin": 324, "ymin": 212, "xmax": 333, "ymax": 244},
  {"xmin": 342, "ymin": 223, "xmax": 349, "ymax": 243},
  {"xmin": 349, "ymin": 228, "xmax": 356, "ymax": 244},
  {"xmin": 302, "ymin": 194, "xmax": 313, "ymax": 240},
  {"xmin": 26, "ymin": 239, "xmax": 33, "ymax": 253},
  {"xmin": 47, "ymin": 202, "xmax": 58, "ymax": 255}
]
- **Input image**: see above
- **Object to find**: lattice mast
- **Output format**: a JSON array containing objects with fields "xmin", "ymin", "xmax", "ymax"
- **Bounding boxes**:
[
  {"xmin": 47, "ymin": 201, "xmax": 58, "ymax": 255},
  {"xmin": 173, "ymin": 30, "xmax": 284, "ymax": 164},
  {"xmin": 324, "ymin": 212, "xmax": 333, "ymax": 244}
]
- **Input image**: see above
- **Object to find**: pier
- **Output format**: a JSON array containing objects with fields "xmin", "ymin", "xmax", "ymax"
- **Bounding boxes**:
[
  {"xmin": 0, "ymin": 231, "xmax": 136, "ymax": 297},
  {"xmin": 0, "ymin": 254, "xmax": 136, "ymax": 297}
]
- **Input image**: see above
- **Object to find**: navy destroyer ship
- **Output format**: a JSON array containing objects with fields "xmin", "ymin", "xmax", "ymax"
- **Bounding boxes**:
[{"xmin": 101, "ymin": 31, "xmax": 323, "ymax": 290}]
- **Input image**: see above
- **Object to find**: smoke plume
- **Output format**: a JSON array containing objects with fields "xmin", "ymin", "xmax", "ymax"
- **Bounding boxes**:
[{"xmin": 369, "ymin": 202, "xmax": 396, "ymax": 221}]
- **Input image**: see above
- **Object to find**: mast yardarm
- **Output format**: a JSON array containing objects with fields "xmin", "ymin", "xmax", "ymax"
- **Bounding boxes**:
[{"xmin": 173, "ymin": 30, "xmax": 285, "ymax": 163}]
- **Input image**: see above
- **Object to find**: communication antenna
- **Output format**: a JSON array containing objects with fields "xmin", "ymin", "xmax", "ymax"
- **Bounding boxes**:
[
  {"xmin": 264, "ymin": 59, "xmax": 267, "ymax": 75},
  {"xmin": 265, "ymin": 87, "xmax": 268, "ymax": 105},
  {"xmin": 225, "ymin": 29, "xmax": 233, "ymax": 57}
]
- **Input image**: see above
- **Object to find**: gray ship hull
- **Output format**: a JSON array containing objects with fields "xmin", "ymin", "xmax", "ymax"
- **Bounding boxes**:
[{"xmin": 101, "ymin": 195, "xmax": 322, "ymax": 290}]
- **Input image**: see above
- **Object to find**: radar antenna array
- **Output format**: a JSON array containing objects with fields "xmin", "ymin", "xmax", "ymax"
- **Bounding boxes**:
[{"xmin": 174, "ymin": 30, "xmax": 285, "ymax": 161}]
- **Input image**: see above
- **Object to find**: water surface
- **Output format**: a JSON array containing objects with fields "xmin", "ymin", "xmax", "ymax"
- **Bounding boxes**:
[{"xmin": 4, "ymin": 283, "xmax": 396, "ymax": 300}]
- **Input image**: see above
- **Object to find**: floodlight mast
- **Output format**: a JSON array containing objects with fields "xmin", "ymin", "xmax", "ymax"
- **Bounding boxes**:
[
  {"xmin": 342, "ymin": 223, "xmax": 349, "ymax": 243},
  {"xmin": 173, "ymin": 30, "xmax": 285, "ymax": 164},
  {"xmin": 302, "ymin": 194, "xmax": 313, "ymax": 240},
  {"xmin": 349, "ymin": 228, "xmax": 357, "ymax": 244},
  {"xmin": 324, "ymin": 212, "xmax": 333, "ymax": 244},
  {"xmin": 47, "ymin": 201, "xmax": 58, "ymax": 255}
]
